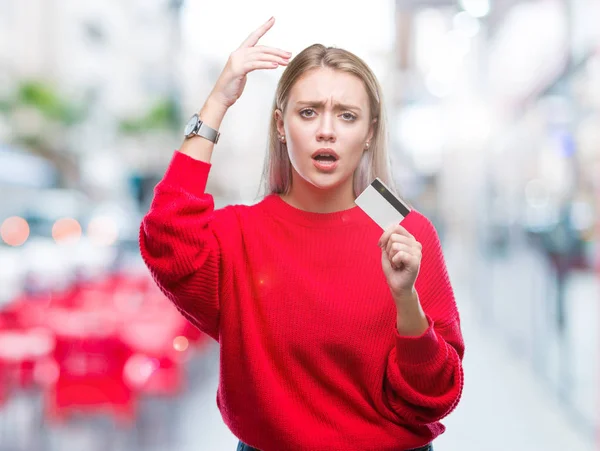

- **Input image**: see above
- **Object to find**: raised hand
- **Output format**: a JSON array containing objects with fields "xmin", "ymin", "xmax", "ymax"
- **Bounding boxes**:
[{"xmin": 209, "ymin": 17, "xmax": 292, "ymax": 109}]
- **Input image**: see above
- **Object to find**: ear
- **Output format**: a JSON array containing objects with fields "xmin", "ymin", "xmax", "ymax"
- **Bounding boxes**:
[
  {"xmin": 367, "ymin": 117, "xmax": 377, "ymax": 143},
  {"xmin": 274, "ymin": 109, "xmax": 285, "ymax": 137}
]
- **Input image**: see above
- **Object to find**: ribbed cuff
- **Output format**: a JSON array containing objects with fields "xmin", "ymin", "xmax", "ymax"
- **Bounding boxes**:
[
  {"xmin": 163, "ymin": 150, "xmax": 212, "ymax": 195},
  {"xmin": 395, "ymin": 315, "xmax": 442, "ymax": 366}
]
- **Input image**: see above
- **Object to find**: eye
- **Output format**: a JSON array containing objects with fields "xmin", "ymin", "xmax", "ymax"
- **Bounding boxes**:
[
  {"xmin": 341, "ymin": 112, "xmax": 357, "ymax": 121},
  {"xmin": 299, "ymin": 108, "xmax": 316, "ymax": 118}
]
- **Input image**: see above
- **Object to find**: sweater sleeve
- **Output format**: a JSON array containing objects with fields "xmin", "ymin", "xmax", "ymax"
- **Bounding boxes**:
[
  {"xmin": 382, "ymin": 215, "xmax": 465, "ymax": 425},
  {"xmin": 139, "ymin": 150, "xmax": 237, "ymax": 342}
]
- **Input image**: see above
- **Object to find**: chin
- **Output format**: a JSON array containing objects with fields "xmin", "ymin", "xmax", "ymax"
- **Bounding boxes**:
[
  {"xmin": 306, "ymin": 172, "xmax": 348, "ymax": 190},
  {"xmin": 293, "ymin": 161, "xmax": 352, "ymax": 190}
]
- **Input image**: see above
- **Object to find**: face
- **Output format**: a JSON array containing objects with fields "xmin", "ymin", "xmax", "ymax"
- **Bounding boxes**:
[{"xmin": 275, "ymin": 67, "xmax": 375, "ymax": 194}]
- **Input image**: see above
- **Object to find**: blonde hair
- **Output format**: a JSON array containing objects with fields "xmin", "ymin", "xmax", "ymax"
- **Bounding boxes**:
[{"xmin": 256, "ymin": 43, "xmax": 399, "ymax": 200}]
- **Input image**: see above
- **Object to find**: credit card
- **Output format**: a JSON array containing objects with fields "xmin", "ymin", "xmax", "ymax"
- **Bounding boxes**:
[{"xmin": 355, "ymin": 178, "xmax": 412, "ymax": 230}]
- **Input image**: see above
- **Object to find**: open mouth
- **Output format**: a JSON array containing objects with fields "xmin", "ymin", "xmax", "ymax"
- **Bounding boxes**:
[
  {"xmin": 311, "ymin": 149, "xmax": 339, "ymax": 171},
  {"xmin": 312, "ymin": 152, "xmax": 339, "ymax": 171},
  {"xmin": 312, "ymin": 155, "xmax": 338, "ymax": 163}
]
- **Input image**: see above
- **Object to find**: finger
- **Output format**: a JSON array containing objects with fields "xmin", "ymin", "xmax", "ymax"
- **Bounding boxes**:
[
  {"xmin": 391, "ymin": 249, "xmax": 418, "ymax": 269},
  {"xmin": 391, "ymin": 224, "xmax": 415, "ymax": 241},
  {"xmin": 252, "ymin": 46, "xmax": 292, "ymax": 59},
  {"xmin": 240, "ymin": 17, "xmax": 275, "ymax": 48},
  {"xmin": 247, "ymin": 52, "xmax": 290, "ymax": 66},
  {"xmin": 387, "ymin": 242, "xmax": 412, "ymax": 262},
  {"xmin": 389, "ymin": 242, "xmax": 412, "ymax": 255},
  {"xmin": 378, "ymin": 224, "xmax": 398, "ymax": 248},
  {"xmin": 385, "ymin": 234, "xmax": 413, "ymax": 255},
  {"xmin": 391, "ymin": 251, "xmax": 408, "ymax": 269},
  {"xmin": 378, "ymin": 223, "xmax": 414, "ymax": 247},
  {"xmin": 379, "ymin": 224, "xmax": 417, "ymax": 247},
  {"xmin": 242, "ymin": 60, "xmax": 282, "ymax": 73}
]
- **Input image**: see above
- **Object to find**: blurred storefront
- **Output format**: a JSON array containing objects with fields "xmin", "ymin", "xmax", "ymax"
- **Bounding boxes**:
[{"xmin": 393, "ymin": 0, "xmax": 599, "ymax": 437}]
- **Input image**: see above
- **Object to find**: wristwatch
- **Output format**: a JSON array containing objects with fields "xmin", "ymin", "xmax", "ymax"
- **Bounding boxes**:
[{"xmin": 184, "ymin": 113, "xmax": 220, "ymax": 144}]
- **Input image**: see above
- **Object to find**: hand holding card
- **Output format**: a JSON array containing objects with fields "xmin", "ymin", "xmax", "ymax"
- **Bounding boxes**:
[{"xmin": 355, "ymin": 178, "xmax": 421, "ymax": 298}]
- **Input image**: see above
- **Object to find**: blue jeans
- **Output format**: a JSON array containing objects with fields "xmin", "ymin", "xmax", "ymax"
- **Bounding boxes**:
[{"xmin": 237, "ymin": 441, "xmax": 433, "ymax": 451}]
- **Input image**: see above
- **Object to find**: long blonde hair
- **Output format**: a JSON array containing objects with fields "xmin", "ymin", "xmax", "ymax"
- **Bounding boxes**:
[{"xmin": 256, "ymin": 43, "xmax": 398, "ymax": 200}]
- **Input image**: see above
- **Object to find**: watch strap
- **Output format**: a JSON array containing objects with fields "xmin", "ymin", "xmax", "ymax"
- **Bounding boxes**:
[{"xmin": 196, "ymin": 120, "xmax": 220, "ymax": 144}]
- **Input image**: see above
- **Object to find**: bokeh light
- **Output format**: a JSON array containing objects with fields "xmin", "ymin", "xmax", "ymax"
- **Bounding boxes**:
[
  {"xmin": 52, "ymin": 218, "xmax": 82, "ymax": 244},
  {"xmin": 0, "ymin": 216, "xmax": 30, "ymax": 246},
  {"xmin": 87, "ymin": 216, "xmax": 119, "ymax": 246},
  {"xmin": 124, "ymin": 354, "xmax": 159, "ymax": 387},
  {"xmin": 173, "ymin": 336, "xmax": 189, "ymax": 352}
]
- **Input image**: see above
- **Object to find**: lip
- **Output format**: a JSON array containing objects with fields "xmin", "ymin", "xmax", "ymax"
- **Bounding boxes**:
[
  {"xmin": 312, "ymin": 159, "xmax": 339, "ymax": 172},
  {"xmin": 311, "ymin": 148, "xmax": 340, "ymax": 160}
]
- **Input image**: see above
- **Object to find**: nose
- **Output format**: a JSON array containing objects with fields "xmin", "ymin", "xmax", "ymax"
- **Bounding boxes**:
[{"xmin": 316, "ymin": 113, "xmax": 336, "ymax": 143}]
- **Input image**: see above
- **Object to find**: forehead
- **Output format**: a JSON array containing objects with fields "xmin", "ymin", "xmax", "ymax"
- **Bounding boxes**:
[{"xmin": 288, "ymin": 68, "xmax": 369, "ymax": 106}]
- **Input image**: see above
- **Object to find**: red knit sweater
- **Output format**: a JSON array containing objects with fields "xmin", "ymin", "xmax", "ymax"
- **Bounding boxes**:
[{"xmin": 140, "ymin": 150, "xmax": 465, "ymax": 451}]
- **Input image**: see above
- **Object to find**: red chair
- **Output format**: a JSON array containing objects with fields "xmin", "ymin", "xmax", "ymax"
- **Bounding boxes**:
[
  {"xmin": 0, "ymin": 325, "xmax": 55, "ymax": 450},
  {"xmin": 44, "ymin": 326, "xmax": 136, "ymax": 426},
  {"xmin": 0, "ymin": 327, "xmax": 55, "ymax": 389},
  {"xmin": 120, "ymin": 313, "xmax": 189, "ymax": 450},
  {"xmin": 120, "ymin": 310, "xmax": 188, "ymax": 397}
]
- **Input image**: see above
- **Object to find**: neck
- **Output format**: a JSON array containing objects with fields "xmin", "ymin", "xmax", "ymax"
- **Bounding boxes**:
[{"xmin": 280, "ymin": 175, "xmax": 356, "ymax": 214}]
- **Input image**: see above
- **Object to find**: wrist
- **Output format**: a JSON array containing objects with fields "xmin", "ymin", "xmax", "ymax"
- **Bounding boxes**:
[
  {"xmin": 392, "ymin": 287, "xmax": 417, "ymax": 304},
  {"xmin": 395, "ymin": 292, "xmax": 428, "ymax": 336},
  {"xmin": 199, "ymin": 95, "xmax": 229, "ymax": 130}
]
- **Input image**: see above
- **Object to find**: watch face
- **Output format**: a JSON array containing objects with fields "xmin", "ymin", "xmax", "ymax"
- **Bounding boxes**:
[{"xmin": 184, "ymin": 115, "xmax": 198, "ymax": 136}]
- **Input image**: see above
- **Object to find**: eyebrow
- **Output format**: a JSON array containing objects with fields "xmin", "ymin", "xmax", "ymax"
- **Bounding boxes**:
[{"xmin": 295, "ymin": 100, "xmax": 362, "ymax": 112}]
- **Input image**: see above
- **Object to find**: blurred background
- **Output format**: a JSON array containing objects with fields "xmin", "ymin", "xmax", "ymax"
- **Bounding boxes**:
[{"xmin": 0, "ymin": 0, "xmax": 599, "ymax": 450}]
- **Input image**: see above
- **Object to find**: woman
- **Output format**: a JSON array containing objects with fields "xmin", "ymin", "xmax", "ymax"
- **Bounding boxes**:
[{"xmin": 140, "ymin": 17, "xmax": 464, "ymax": 451}]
